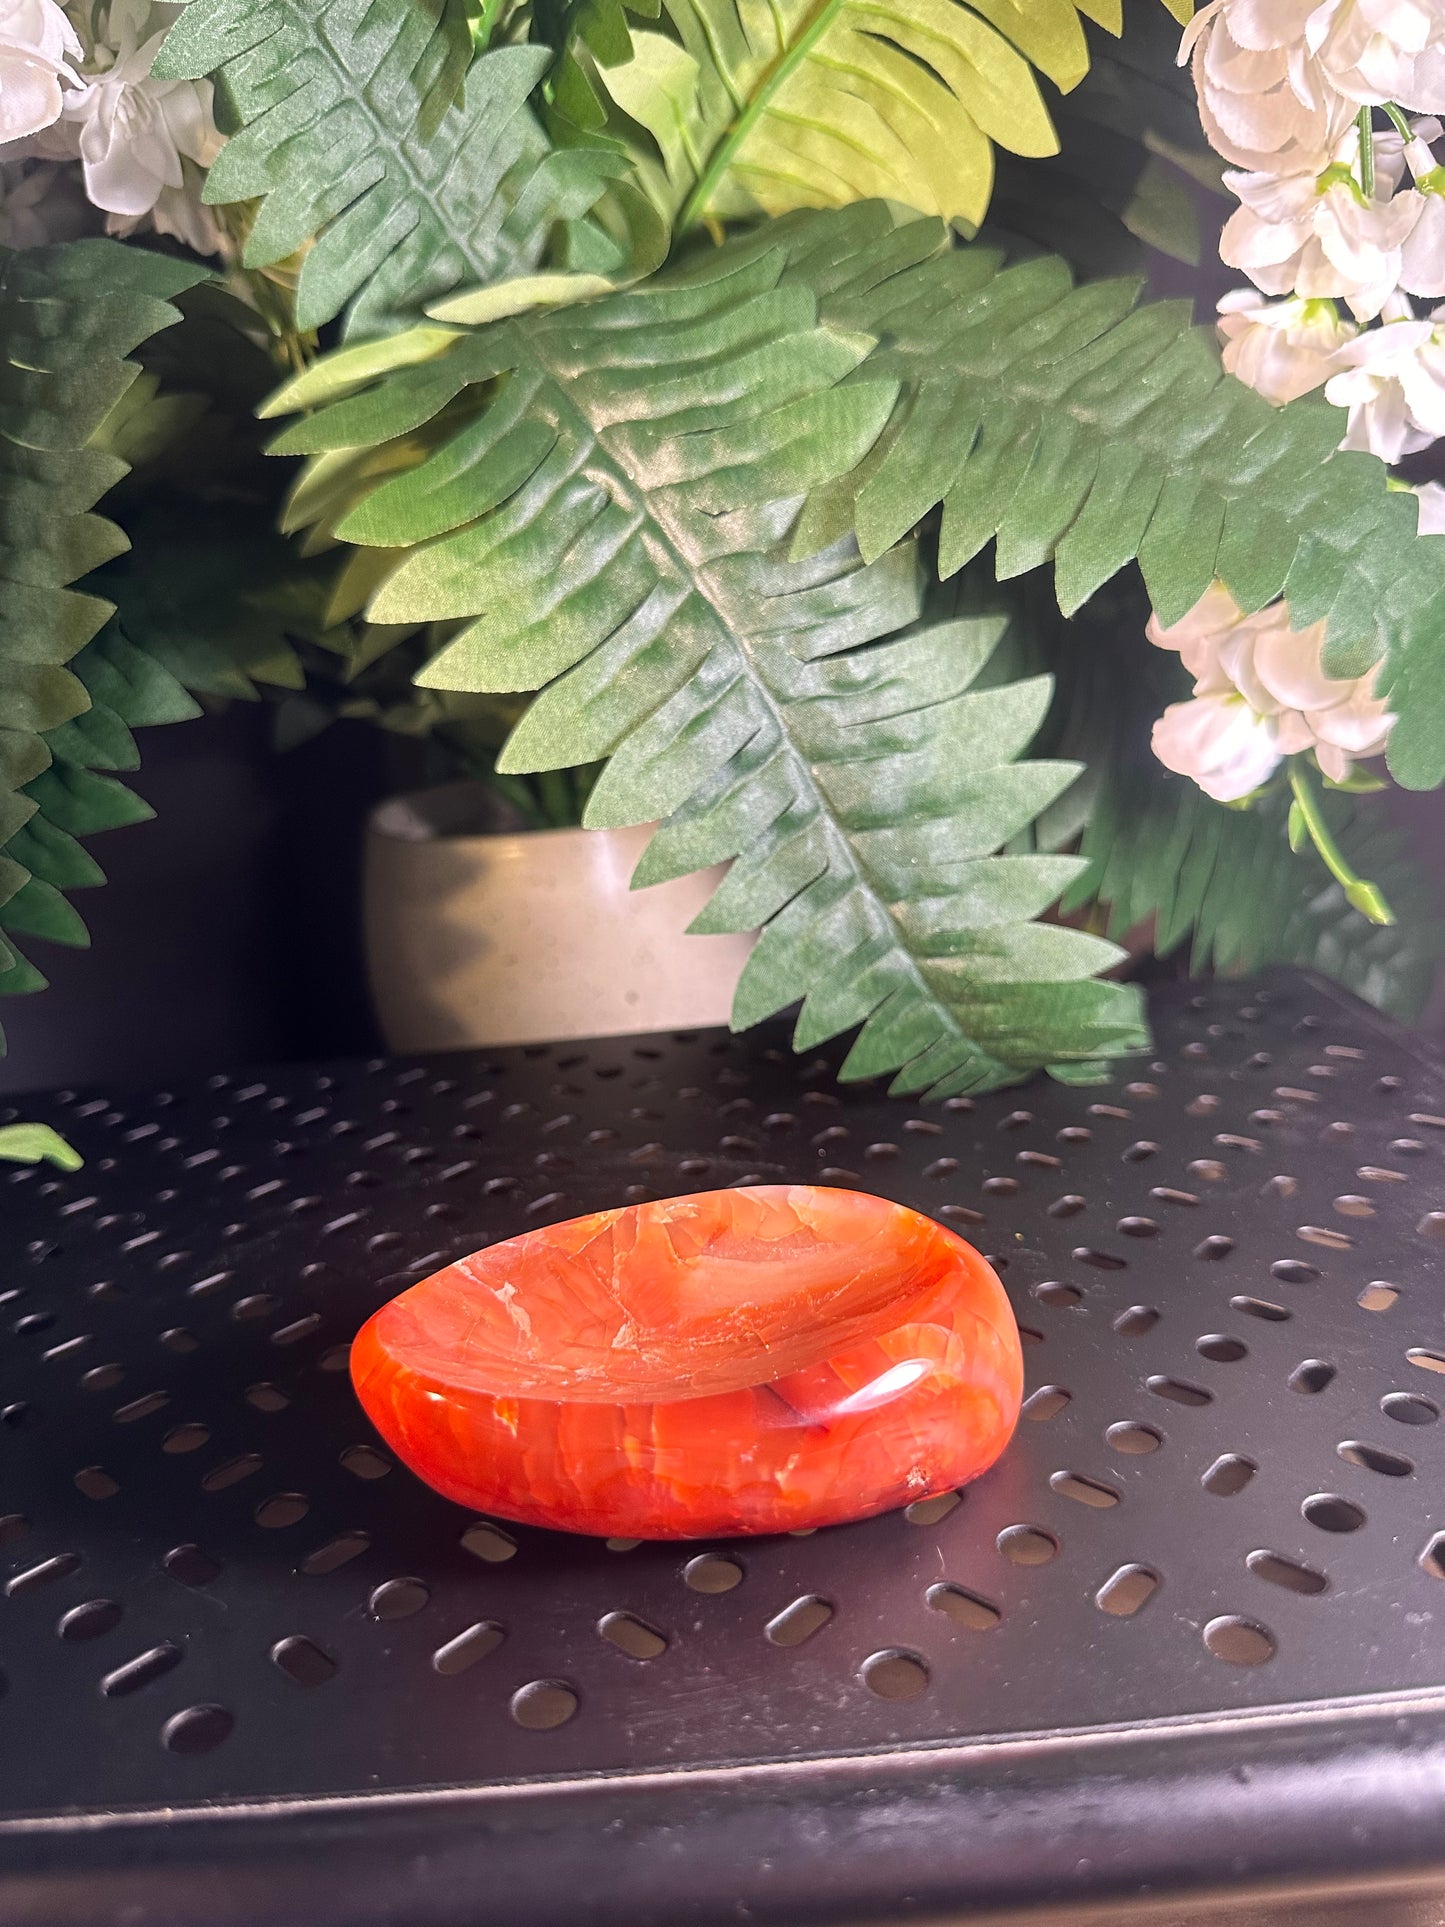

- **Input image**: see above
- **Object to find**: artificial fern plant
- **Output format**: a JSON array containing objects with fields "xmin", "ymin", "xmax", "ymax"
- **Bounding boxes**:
[{"xmin": 0, "ymin": 0, "xmax": 1440, "ymax": 1086}]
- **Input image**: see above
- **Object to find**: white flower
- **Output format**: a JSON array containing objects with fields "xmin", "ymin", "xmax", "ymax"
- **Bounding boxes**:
[
  {"xmin": 1223, "ymin": 609, "xmax": 1395, "ymax": 776},
  {"xmin": 1399, "ymin": 190, "xmax": 1445, "ymax": 290},
  {"xmin": 1146, "ymin": 580, "xmax": 1252, "ymax": 680},
  {"xmin": 60, "ymin": 0, "xmax": 221, "ymax": 244},
  {"xmin": 1324, "ymin": 311, "xmax": 1445, "ymax": 455},
  {"xmin": 1413, "ymin": 477, "xmax": 1445, "ymax": 526},
  {"xmin": 1193, "ymin": 0, "xmax": 1445, "ymax": 120},
  {"xmin": 1151, "ymin": 692, "xmax": 1284, "ymax": 801},
  {"xmin": 1393, "ymin": 117, "xmax": 1445, "ymax": 292},
  {"xmin": 1402, "ymin": 119, "xmax": 1445, "ymax": 178},
  {"xmin": 1220, "ymin": 131, "xmax": 1422, "ymax": 320},
  {"xmin": 1148, "ymin": 585, "xmax": 1394, "ymax": 796},
  {"xmin": 1300, "ymin": 0, "xmax": 1445, "ymax": 110},
  {"xmin": 1217, "ymin": 287, "xmax": 1359, "ymax": 398},
  {"xmin": 101, "ymin": 158, "xmax": 222, "ymax": 252},
  {"xmin": 0, "ymin": 0, "xmax": 80, "ymax": 145},
  {"xmin": 1182, "ymin": 0, "xmax": 1354, "ymax": 173}
]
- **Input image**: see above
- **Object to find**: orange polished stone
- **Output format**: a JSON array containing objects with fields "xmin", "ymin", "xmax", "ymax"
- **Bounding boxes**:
[{"xmin": 351, "ymin": 1185, "xmax": 1023, "ymax": 1539}]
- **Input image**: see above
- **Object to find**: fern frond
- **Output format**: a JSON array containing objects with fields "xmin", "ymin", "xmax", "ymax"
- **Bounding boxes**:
[
  {"xmin": 0, "ymin": 241, "xmax": 206, "ymax": 1034},
  {"xmin": 2, "ymin": 621, "xmax": 202, "ymax": 965},
  {"xmin": 267, "ymin": 232, "xmax": 1146, "ymax": 1089},
  {"xmin": 94, "ymin": 495, "xmax": 321, "ymax": 700},
  {"xmin": 154, "ymin": 0, "xmax": 616, "ymax": 336},
  {"xmin": 567, "ymin": 0, "xmax": 1189, "ymax": 251},
  {"xmin": 769, "ymin": 202, "xmax": 1445, "ymax": 791},
  {"xmin": 532, "ymin": 0, "xmax": 657, "ymax": 131}
]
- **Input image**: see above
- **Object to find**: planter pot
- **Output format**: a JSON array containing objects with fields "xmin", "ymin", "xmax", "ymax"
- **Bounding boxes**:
[{"xmin": 364, "ymin": 783, "xmax": 755, "ymax": 1051}]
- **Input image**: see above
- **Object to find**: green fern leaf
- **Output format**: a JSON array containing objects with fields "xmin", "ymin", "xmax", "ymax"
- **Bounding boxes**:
[
  {"xmin": 154, "ymin": 0, "xmax": 616, "ymax": 336},
  {"xmin": 0, "ymin": 623, "xmax": 202, "ymax": 974},
  {"xmin": 267, "ymin": 231, "xmax": 1146, "ymax": 1088},
  {"xmin": 0, "ymin": 241, "xmax": 205, "ymax": 1033},
  {"xmin": 92, "ymin": 495, "xmax": 323, "ymax": 700},
  {"xmin": 770, "ymin": 203, "xmax": 1445, "ymax": 790},
  {"xmin": 428, "ymin": 0, "xmax": 478, "ymax": 134},
  {"xmin": 566, "ymin": 0, "xmax": 1188, "ymax": 251},
  {"xmin": 532, "ymin": 0, "xmax": 658, "ymax": 132}
]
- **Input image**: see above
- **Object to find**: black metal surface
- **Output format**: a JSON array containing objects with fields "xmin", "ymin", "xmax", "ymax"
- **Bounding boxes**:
[{"xmin": 2, "ymin": 968, "xmax": 1445, "ymax": 1924}]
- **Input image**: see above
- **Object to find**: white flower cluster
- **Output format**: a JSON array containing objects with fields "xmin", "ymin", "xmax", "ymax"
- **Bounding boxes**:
[
  {"xmin": 1146, "ymin": 0, "xmax": 1445, "ymax": 808},
  {"xmin": 1186, "ymin": 0, "xmax": 1445, "ymax": 474},
  {"xmin": 0, "ymin": 0, "xmax": 222, "ymax": 253},
  {"xmin": 1148, "ymin": 583, "xmax": 1395, "ymax": 801}
]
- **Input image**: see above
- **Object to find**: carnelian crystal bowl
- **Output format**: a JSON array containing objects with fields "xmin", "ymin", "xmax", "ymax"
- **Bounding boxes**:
[{"xmin": 351, "ymin": 1185, "xmax": 1023, "ymax": 1539}]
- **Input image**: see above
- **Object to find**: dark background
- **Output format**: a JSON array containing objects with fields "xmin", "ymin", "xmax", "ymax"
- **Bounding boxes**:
[{"xmin": 0, "ymin": 708, "xmax": 399, "ymax": 1094}]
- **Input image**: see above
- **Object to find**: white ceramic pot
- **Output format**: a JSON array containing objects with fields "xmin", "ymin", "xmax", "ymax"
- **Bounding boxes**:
[{"xmin": 364, "ymin": 784, "xmax": 755, "ymax": 1051}]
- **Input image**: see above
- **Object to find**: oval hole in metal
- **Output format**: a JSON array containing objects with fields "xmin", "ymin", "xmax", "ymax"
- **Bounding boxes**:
[
  {"xmin": 997, "ymin": 1525, "xmax": 1058, "ymax": 1567},
  {"xmin": 1021, "ymin": 1386, "xmax": 1070, "ymax": 1422},
  {"xmin": 1303, "ymin": 1493, "xmax": 1366, "ymax": 1532},
  {"xmin": 683, "ymin": 1555, "xmax": 743, "ymax": 1594},
  {"xmin": 461, "ymin": 1521, "xmax": 517, "ymax": 1565},
  {"xmin": 926, "ymin": 1583, "xmax": 1001, "ymax": 1631},
  {"xmin": 1288, "ymin": 1360, "xmax": 1336, "ymax": 1394},
  {"xmin": 1096, "ymin": 1565, "xmax": 1159, "ymax": 1617},
  {"xmin": 1203, "ymin": 1616, "xmax": 1275, "ymax": 1666},
  {"xmin": 1114, "ymin": 1306, "xmax": 1159, "ymax": 1337},
  {"xmin": 1337, "ymin": 1440, "xmax": 1413, "ymax": 1477},
  {"xmin": 302, "ymin": 1531, "xmax": 370, "ymax": 1577},
  {"xmin": 1382, "ymin": 1392, "xmax": 1438, "ymax": 1426},
  {"xmin": 510, "ymin": 1680, "xmax": 578, "ymax": 1730},
  {"xmin": 1049, "ymin": 1471, "xmax": 1119, "ymax": 1509},
  {"xmin": 57, "ymin": 1599, "xmax": 121, "ymax": 1642},
  {"xmin": 904, "ymin": 1491, "xmax": 961, "ymax": 1525},
  {"xmin": 763, "ymin": 1596, "xmax": 833, "ymax": 1648},
  {"xmin": 271, "ymin": 1635, "xmax": 336, "ymax": 1688},
  {"xmin": 599, "ymin": 1611, "xmax": 668, "ymax": 1659},
  {"xmin": 433, "ymin": 1623, "xmax": 505, "ymax": 1675},
  {"xmin": 1202, "ymin": 1455, "xmax": 1257, "ymax": 1497},
  {"xmin": 1246, "ymin": 1550, "xmax": 1327, "ymax": 1596},
  {"xmin": 163, "ymin": 1544, "xmax": 220, "ymax": 1588},
  {"xmin": 162, "ymin": 1704, "xmax": 234, "ymax": 1755},
  {"xmin": 370, "ymin": 1578, "xmax": 429, "ymax": 1622},
  {"xmin": 860, "ymin": 1650, "xmax": 929, "ymax": 1701},
  {"xmin": 1358, "ymin": 1283, "xmax": 1399, "ymax": 1313},
  {"xmin": 100, "ymin": 1643, "xmax": 182, "ymax": 1698}
]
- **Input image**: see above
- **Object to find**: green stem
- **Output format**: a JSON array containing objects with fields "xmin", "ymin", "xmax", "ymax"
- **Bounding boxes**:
[
  {"xmin": 1383, "ymin": 101, "xmax": 1412, "ymax": 140},
  {"xmin": 676, "ymin": 0, "xmax": 840, "ymax": 235},
  {"xmin": 1287, "ymin": 761, "xmax": 1394, "ymax": 925},
  {"xmin": 1358, "ymin": 104, "xmax": 1375, "ymax": 197},
  {"xmin": 471, "ymin": 0, "xmax": 505, "ymax": 50},
  {"xmin": 0, "ymin": 1124, "xmax": 81, "ymax": 1171}
]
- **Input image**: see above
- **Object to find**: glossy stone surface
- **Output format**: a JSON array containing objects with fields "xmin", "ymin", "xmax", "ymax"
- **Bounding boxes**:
[{"xmin": 351, "ymin": 1185, "xmax": 1023, "ymax": 1539}]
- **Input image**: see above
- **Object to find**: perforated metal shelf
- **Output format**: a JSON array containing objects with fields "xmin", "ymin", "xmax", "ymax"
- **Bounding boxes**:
[{"xmin": 3, "ymin": 969, "xmax": 1445, "ymax": 1926}]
